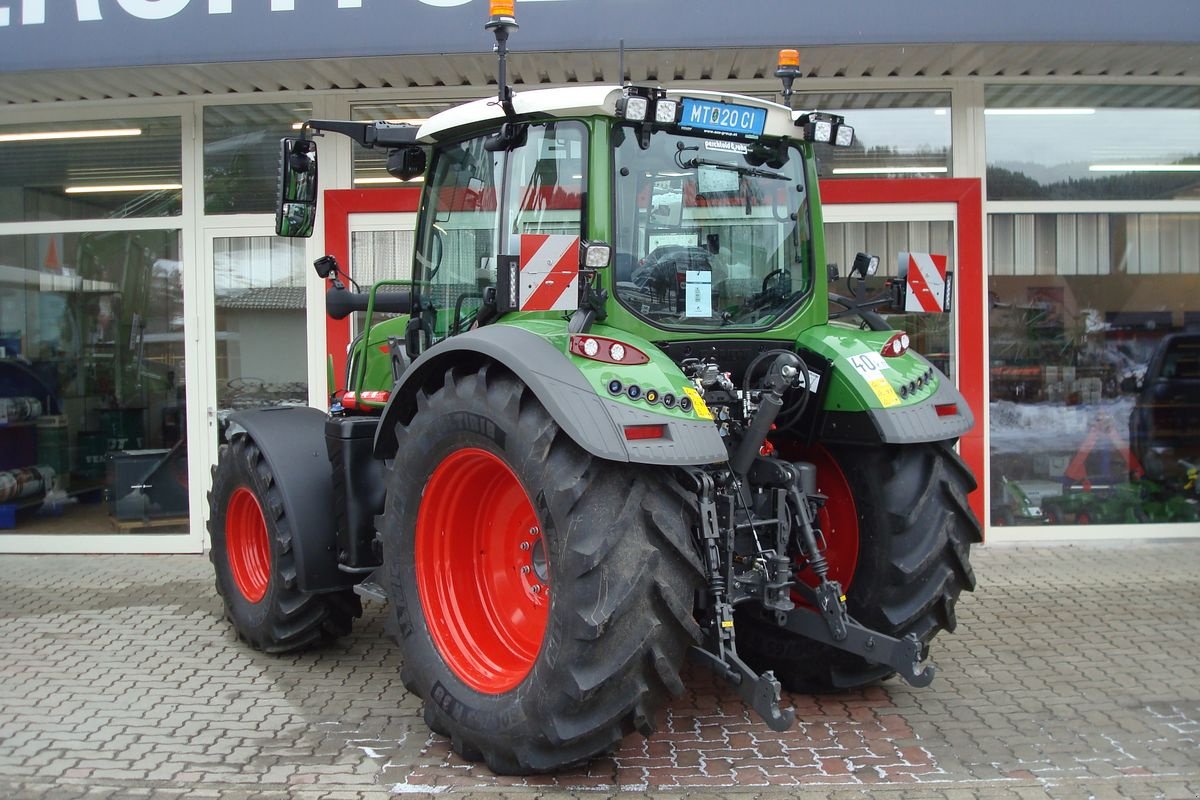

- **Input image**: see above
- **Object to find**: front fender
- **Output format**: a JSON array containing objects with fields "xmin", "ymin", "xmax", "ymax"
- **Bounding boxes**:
[
  {"xmin": 225, "ymin": 406, "xmax": 350, "ymax": 593},
  {"xmin": 373, "ymin": 323, "xmax": 727, "ymax": 465}
]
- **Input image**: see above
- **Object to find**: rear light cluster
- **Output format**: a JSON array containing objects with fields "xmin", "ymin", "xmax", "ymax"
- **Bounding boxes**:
[
  {"xmin": 881, "ymin": 331, "xmax": 911, "ymax": 358},
  {"xmin": 569, "ymin": 334, "xmax": 650, "ymax": 365},
  {"xmin": 896, "ymin": 367, "xmax": 936, "ymax": 399},
  {"xmin": 607, "ymin": 379, "xmax": 691, "ymax": 413}
]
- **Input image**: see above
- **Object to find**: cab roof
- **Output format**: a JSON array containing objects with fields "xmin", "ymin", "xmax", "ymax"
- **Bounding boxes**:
[{"xmin": 418, "ymin": 85, "xmax": 805, "ymax": 142}]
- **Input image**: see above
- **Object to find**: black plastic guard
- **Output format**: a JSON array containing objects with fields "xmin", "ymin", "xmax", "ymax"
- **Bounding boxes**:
[{"xmin": 225, "ymin": 406, "xmax": 352, "ymax": 594}]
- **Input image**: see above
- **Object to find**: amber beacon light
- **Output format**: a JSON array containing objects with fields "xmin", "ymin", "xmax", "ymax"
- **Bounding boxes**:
[
  {"xmin": 488, "ymin": 0, "xmax": 516, "ymax": 26},
  {"xmin": 776, "ymin": 48, "xmax": 801, "ymax": 103}
]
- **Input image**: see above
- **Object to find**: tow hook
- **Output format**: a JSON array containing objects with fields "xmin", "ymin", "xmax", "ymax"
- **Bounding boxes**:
[{"xmin": 689, "ymin": 646, "xmax": 795, "ymax": 732}]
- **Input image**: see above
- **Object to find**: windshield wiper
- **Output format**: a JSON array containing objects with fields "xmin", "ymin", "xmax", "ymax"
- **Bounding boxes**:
[{"xmin": 676, "ymin": 154, "xmax": 788, "ymax": 181}]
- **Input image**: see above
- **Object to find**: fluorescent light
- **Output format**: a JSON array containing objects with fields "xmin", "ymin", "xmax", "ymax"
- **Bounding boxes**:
[
  {"xmin": 353, "ymin": 176, "xmax": 425, "ymax": 184},
  {"xmin": 65, "ymin": 183, "xmax": 182, "ymax": 194},
  {"xmin": 831, "ymin": 166, "xmax": 949, "ymax": 175},
  {"xmin": 1089, "ymin": 164, "xmax": 1200, "ymax": 173},
  {"xmin": 0, "ymin": 128, "xmax": 142, "ymax": 143},
  {"xmin": 984, "ymin": 108, "xmax": 1095, "ymax": 116}
]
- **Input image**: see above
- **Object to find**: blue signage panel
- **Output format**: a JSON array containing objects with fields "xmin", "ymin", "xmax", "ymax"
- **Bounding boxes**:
[
  {"xmin": 678, "ymin": 99, "xmax": 766, "ymax": 138},
  {"xmin": 0, "ymin": 0, "xmax": 1196, "ymax": 74}
]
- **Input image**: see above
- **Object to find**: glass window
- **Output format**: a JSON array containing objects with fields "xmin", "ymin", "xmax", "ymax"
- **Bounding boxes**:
[
  {"xmin": 613, "ymin": 126, "xmax": 812, "ymax": 330},
  {"xmin": 793, "ymin": 91, "xmax": 952, "ymax": 179},
  {"xmin": 985, "ymin": 84, "xmax": 1200, "ymax": 201},
  {"xmin": 0, "ymin": 116, "xmax": 182, "ymax": 223},
  {"xmin": 415, "ymin": 121, "xmax": 586, "ymax": 342},
  {"xmin": 204, "ymin": 103, "xmax": 311, "ymax": 214},
  {"xmin": 988, "ymin": 212, "xmax": 1200, "ymax": 527},
  {"xmin": 213, "ymin": 236, "xmax": 307, "ymax": 413},
  {"xmin": 0, "ymin": 230, "xmax": 187, "ymax": 534}
]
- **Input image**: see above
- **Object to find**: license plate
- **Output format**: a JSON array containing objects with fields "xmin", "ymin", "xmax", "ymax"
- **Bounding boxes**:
[{"xmin": 679, "ymin": 98, "xmax": 766, "ymax": 138}]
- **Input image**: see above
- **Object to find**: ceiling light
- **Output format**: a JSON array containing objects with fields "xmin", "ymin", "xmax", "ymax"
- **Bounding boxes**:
[
  {"xmin": 984, "ymin": 108, "xmax": 1095, "ymax": 116},
  {"xmin": 65, "ymin": 183, "xmax": 182, "ymax": 194},
  {"xmin": 831, "ymin": 166, "xmax": 949, "ymax": 175},
  {"xmin": 0, "ymin": 128, "xmax": 142, "ymax": 143},
  {"xmin": 1088, "ymin": 164, "xmax": 1200, "ymax": 173}
]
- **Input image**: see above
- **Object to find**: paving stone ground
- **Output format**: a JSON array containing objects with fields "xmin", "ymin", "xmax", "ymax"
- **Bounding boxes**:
[{"xmin": 1, "ymin": 540, "xmax": 1198, "ymax": 799}]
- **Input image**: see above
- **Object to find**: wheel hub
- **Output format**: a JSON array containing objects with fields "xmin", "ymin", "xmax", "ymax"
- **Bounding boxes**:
[
  {"xmin": 226, "ymin": 486, "xmax": 270, "ymax": 603},
  {"xmin": 415, "ymin": 447, "xmax": 549, "ymax": 694}
]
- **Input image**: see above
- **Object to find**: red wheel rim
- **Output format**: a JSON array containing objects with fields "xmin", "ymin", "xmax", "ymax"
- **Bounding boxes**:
[
  {"xmin": 791, "ymin": 445, "xmax": 860, "ymax": 595},
  {"xmin": 227, "ymin": 486, "xmax": 270, "ymax": 603},
  {"xmin": 416, "ymin": 447, "xmax": 549, "ymax": 694}
]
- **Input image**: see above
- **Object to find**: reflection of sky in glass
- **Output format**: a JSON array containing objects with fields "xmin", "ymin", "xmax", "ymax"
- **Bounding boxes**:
[
  {"xmin": 986, "ymin": 108, "xmax": 1200, "ymax": 183},
  {"xmin": 835, "ymin": 107, "xmax": 951, "ymax": 153}
]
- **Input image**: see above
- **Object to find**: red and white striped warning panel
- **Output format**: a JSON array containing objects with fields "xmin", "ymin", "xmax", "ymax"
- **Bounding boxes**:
[
  {"xmin": 901, "ymin": 251, "xmax": 948, "ymax": 313},
  {"xmin": 519, "ymin": 234, "xmax": 580, "ymax": 311}
]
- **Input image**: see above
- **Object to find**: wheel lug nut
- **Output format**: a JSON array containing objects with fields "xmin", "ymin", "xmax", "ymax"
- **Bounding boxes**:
[
  {"xmin": 529, "ymin": 526, "xmax": 540, "ymax": 536},
  {"xmin": 521, "ymin": 565, "xmax": 531, "ymax": 574},
  {"xmin": 531, "ymin": 584, "xmax": 541, "ymax": 593},
  {"xmin": 519, "ymin": 541, "xmax": 530, "ymax": 551}
]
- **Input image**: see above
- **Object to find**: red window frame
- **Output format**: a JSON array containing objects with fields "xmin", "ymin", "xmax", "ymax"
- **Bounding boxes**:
[{"xmin": 322, "ymin": 187, "xmax": 422, "ymax": 394}]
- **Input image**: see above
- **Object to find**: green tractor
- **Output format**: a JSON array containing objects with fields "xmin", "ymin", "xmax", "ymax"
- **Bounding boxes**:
[{"xmin": 208, "ymin": 7, "xmax": 980, "ymax": 775}]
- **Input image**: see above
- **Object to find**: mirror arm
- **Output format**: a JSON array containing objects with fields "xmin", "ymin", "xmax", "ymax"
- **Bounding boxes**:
[{"xmin": 301, "ymin": 120, "xmax": 419, "ymax": 149}]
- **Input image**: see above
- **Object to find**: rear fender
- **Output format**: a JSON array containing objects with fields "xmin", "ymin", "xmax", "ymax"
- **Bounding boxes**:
[
  {"xmin": 224, "ymin": 406, "xmax": 351, "ymax": 593},
  {"xmin": 373, "ymin": 324, "xmax": 726, "ymax": 465},
  {"xmin": 796, "ymin": 325, "xmax": 974, "ymax": 444}
]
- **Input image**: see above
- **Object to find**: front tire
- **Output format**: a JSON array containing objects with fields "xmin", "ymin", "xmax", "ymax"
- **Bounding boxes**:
[
  {"xmin": 208, "ymin": 434, "xmax": 360, "ymax": 653},
  {"xmin": 737, "ymin": 440, "xmax": 980, "ymax": 692},
  {"xmin": 382, "ymin": 364, "xmax": 704, "ymax": 774}
]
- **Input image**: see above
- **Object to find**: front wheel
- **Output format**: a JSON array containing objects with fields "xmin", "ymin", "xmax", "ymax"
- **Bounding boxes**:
[
  {"xmin": 208, "ymin": 435, "xmax": 360, "ymax": 652},
  {"xmin": 381, "ymin": 364, "xmax": 704, "ymax": 774},
  {"xmin": 737, "ymin": 440, "xmax": 980, "ymax": 692}
]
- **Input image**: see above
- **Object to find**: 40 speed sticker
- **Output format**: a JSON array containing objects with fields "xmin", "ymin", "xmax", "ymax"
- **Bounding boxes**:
[{"xmin": 846, "ymin": 352, "xmax": 900, "ymax": 408}]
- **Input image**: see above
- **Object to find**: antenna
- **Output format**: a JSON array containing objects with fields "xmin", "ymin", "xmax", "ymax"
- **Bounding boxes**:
[
  {"xmin": 486, "ymin": 1, "xmax": 518, "ymax": 119},
  {"xmin": 619, "ymin": 38, "xmax": 626, "ymax": 86}
]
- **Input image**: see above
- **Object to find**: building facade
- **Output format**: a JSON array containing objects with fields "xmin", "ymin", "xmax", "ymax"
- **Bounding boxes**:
[{"xmin": 0, "ymin": 0, "xmax": 1197, "ymax": 552}]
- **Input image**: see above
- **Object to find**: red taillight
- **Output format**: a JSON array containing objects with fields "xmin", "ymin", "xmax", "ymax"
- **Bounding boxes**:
[
  {"xmin": 935, "ymin": 403, "xmax": 958, "ymax": 417},
  {"xmin": 569, "ymin": 335, "xmax": 650, "ymax": 365},
  {"xmin": 881, "ymin": 331, "xmax": 911, "ymax": 358},
  {"xmin": 623, "ymin": 424, "xmax": 666, "ymax": 441}
]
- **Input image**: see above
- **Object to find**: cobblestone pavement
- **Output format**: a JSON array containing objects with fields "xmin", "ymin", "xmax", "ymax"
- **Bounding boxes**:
[{"xmin": 1, "ymin": 540, "xmax": 1198, "ymax": 799}]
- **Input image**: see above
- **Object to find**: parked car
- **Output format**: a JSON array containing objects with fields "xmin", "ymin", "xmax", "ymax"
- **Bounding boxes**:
[{"xmin": 1128, "ymin": 332, "xmax": 1200, "ymax": 484}]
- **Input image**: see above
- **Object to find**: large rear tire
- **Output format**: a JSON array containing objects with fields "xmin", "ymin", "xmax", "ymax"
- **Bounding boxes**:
[
  {"xmin": 208, "ymin": 434, "xmax": 361, "ymax": 653},
  {"xmin": 736, "ymin": 440, "xmax": 980, "ymax": 692},
  {"xmin": 381, "ymin": 363, "xmax": 704, "ymax": 774}
]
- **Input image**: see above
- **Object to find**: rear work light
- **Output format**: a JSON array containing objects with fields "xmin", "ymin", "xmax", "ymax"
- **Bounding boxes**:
[
  {"xmin": 795, "ymin": 111, "xmax": 854, "ymax": 148},
  {"xmin": 568, "ymin": 335, "xmax": 650, "ymax": 365},
  {"xmin": 881, "ymin": 331, "xmax": 911, "ymax": 357}
]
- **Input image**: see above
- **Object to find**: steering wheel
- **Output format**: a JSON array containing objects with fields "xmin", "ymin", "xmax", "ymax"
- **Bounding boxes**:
[
  {"xmin": 761, "ymin": 268, "xmax": 787, "ymax": 294},
  {"xmin": 633, "ymin": 244, "xmax": 714, "ymax": 292}
]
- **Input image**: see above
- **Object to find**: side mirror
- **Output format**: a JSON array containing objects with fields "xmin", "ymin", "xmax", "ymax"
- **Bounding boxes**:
[
  {"xmin": 386, "ymin": 146, "xmax": 428, "ymax": 181},
  {"xmin": 276, "ymin": 137, "xmax": 318, "ymax": 238}
]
